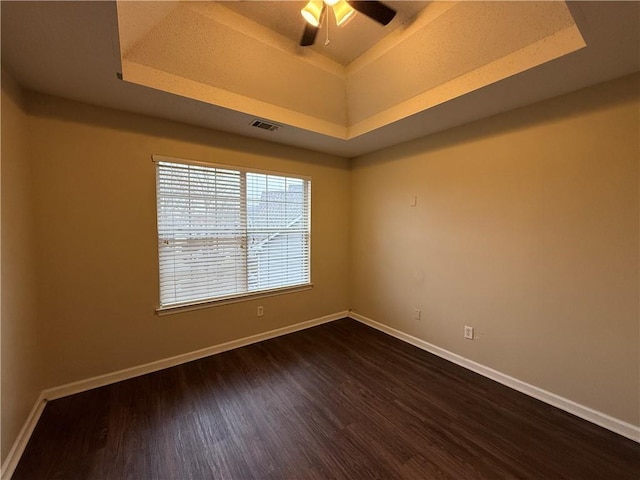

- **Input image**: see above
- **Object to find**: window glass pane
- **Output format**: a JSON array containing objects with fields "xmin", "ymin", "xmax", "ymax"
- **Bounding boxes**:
[
  {"xmin": 156, "ymin": 159, "xmax": 310, "ymax": 307},
  {"xmin": 246, "ymin": 173, "xmax": 309, "ymax": 292}
]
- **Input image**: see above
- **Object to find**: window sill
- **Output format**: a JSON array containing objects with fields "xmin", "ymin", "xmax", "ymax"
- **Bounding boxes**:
[{"xmin": 155, "ymin": 284, "xmax": 314, "ymax": 316}]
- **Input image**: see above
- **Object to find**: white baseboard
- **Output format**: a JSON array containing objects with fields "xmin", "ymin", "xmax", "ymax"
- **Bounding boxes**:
[
  {"xmin": 1, "ymin": 392, "xmax": 46, "ymax": 480},
  {"xmin": 2, "ymin": 311, "xmax": 347, "ymax": 479},
  {"xmin": 349, "ymin": 311, "xmax": 640, "ymax": 443},
  {"xmin": 44, "ymin": 311, "xmax": 348, "ymax": 401},
  {"xmin": 4, "ymin": 309, "xmax": 635, "ymax": 480}
]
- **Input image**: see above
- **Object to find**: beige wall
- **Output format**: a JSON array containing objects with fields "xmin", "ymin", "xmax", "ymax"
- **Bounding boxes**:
[
  {"xmin": 25, "ymin": 92, "xmax": 350, "ymax": 389},
  {"xmin": 2, "ymin": 71, "xmax": 638, "ymax": 462},
  {"xmin": 351, "ymin": 73, "xmax": 640, "ymax": 425},
  {"xmin": 1, "ymin": 71, "xmax": 43, "ymax": 461}
]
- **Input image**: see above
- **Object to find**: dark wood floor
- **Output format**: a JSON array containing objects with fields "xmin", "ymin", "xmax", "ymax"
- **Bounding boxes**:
[{"xmin": 14, "ymin": 318, "xmax": 639, "ymax": 479}]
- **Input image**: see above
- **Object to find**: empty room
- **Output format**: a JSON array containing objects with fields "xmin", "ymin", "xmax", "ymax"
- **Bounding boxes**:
[{"xmin": 1, "ymin": 1, "xmax": 639, "ymax": 479}]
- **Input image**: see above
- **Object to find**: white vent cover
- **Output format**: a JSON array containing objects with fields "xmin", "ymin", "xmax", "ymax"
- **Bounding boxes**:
[{"xmin": 251, "ymin": 120, "xmax": 281, "ymax": 132}]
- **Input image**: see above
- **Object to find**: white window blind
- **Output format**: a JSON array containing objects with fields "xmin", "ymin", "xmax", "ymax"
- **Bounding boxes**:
[{"xmin": 155, "ymin": 158, "xmax": 311, "ymax": 308}]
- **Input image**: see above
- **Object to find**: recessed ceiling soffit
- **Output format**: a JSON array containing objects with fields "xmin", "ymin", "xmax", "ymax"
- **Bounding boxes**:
[{"xmin": 116, "ymin": 1, "xmax": 586, "ymax": 140}]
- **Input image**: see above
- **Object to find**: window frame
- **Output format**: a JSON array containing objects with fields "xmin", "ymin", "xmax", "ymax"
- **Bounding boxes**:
[{"xmin": 153, "ymin": 155, "xmax": 312, "ymax": 315}]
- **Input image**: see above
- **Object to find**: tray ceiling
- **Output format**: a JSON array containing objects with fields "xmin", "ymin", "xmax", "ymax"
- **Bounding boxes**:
[
  {"xmin": 117, "ymin": 1, "xmax": 586, "ymax": 139},
  {"xmin": 2, "ymin": 1, "xmax": 639, "ymax": 157}
]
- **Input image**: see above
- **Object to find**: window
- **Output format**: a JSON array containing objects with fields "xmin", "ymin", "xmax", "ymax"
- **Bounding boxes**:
[{"xmin": 154, "ymin": 156, "xmax": 311, "ymax": 310}]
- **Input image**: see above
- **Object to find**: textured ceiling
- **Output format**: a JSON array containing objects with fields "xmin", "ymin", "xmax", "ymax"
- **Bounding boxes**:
[{"xmin": 1, "ymin": 1, "xmax": 639, "ymax": 158}]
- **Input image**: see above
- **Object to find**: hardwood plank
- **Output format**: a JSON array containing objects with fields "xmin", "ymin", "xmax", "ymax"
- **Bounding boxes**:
[{"xmin": 13, "ymin": 319, "xmax": 640, "ymax": 479}]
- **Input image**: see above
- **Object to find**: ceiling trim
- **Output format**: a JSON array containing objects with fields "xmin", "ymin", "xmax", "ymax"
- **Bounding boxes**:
[{"xmin": 122, "ymin": 59, "xmax": 349, "ymax": 139}]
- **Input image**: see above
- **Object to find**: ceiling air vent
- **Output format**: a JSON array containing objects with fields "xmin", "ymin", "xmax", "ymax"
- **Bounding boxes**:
[{"xmin": 251, "ymin": 120, "xmax": 281, "ymax": 132}]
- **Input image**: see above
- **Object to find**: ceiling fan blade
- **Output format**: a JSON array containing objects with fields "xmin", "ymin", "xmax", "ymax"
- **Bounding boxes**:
[
  {"xmin": 300, "ymin": 3, "xmax": 326, "ymax": 47},
  {"xmin": 348, "ymin": 1, "xmax": 396, "ymax": 25},
  {"xmin": 300, "ymin": 23, "xmax": 319, "ymax": 46}
]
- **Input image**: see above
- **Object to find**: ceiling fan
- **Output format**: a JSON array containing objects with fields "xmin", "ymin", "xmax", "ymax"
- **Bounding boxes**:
[{"xmin": 299, "ymin": 0, "xmax": 397, "ymax": 47}]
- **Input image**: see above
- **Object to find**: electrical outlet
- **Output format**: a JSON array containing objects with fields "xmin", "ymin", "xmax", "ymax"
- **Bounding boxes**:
[
  {"xmin": 464, "ymin": 325, "xmax": 474, "ymax": 340},
  {"xmin": 414, "ymin": 308, "xmax": 421, "ymax": 321},
  {"xmin": 257, "ymin": 306, "xmax": 264, "ymax": 317}
]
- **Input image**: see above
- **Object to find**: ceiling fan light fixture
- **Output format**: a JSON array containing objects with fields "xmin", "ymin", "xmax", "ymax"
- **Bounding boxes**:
[
  {"xmin": 299, "ymin": 0, "xmax": 396, "ymax": 47},
  {"xmin": 333, "ymin": 0, "xmax": 355, "ymax": 26},
  {"xmin": 301, "ymin": 0, "xmax": 324, "ymax": 27}
]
